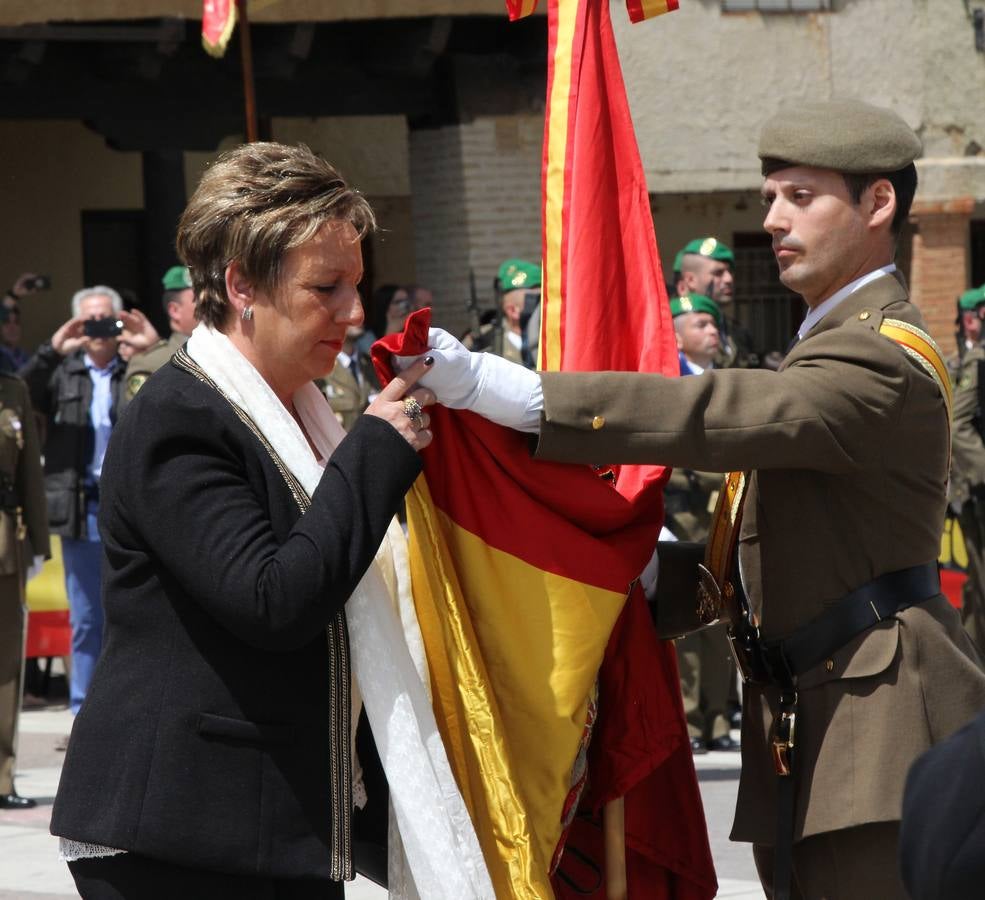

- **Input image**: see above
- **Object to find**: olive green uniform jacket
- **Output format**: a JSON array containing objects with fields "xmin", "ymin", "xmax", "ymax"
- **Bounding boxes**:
[
  {"xmin": 716, "ymin": 314, "xmax": 759, "ymax": 369},
  {"xmin": 0, "ymin": 373, "xmax": 49, "ymax": 794},
  {"xmin": 122, "ymin": 331, "xmax": 188, "ymax": 408},
  {"xmin": 945, "ymin": 344, "xmax": 985, "ymax": 655},
  {"xmin": 320, "ymin": 354, "xmax": 381, "ymax": 432},
  {"xmin": 947, "ymin": 344, "xmax": 985, "ymax": 508},
  {"xmin": 535, "ymin": 272, "xmax": 985, "ymax": 845}
]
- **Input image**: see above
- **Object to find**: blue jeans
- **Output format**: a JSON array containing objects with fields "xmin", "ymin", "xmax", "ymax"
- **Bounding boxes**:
[{"xmin": 62, "ymin": 503, "xmax": 103, "ymax": 715}]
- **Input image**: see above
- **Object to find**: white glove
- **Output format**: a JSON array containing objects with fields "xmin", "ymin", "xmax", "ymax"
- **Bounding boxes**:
[{"xmin": 395, "ymin": 328, "xmax": 543, "ymax": 432}]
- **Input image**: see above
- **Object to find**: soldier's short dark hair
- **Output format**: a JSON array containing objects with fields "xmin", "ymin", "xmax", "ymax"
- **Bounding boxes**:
[
  {"xmin": 841, "ymin": 163, "xmax": 918, "ymax": 237},
  {"xmin": 761, "ymin": 157, "xmax": 917, "ymax": 238},
  {"xmin": 176, "ymin": 142, "xmax": 376, "ymax": 328},
  {"xmin": 161, "ymin": 288, "xmax": 183, "ymax": 314}
]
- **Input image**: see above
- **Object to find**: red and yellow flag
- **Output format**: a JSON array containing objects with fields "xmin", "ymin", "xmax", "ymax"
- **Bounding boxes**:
[
  {"xmin": 540, "ymin": 1, "xmax": 712, "ymax": 897},
  {"xmin": 508, "ymin": 0, "xmax": 680, "ymax": 22},
  {"xmin": 375, "ymin": 315, "xmax": 661, "ymax": 899},
  {"xmin": 375, "ymin": 0, "xmax": 713, "ymax": 896},
  {"xmin": 202, "ymin": 0, "xmax": 237, "ymax": 58}
]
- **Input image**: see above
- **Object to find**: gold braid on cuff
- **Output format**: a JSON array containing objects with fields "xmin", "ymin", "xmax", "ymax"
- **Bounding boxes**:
[{"xmin": 402, "ymin": 396, "xmax": 424, "ymax": 428}]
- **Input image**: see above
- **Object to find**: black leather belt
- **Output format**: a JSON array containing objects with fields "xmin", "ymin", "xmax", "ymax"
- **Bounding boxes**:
[
  {"xmin": 760, "ymin": 561, "xmax": 940, "ymax": 686},
  {"xmin": 759, "ymin": 560, "xmax": 940, "ymax": 900}
]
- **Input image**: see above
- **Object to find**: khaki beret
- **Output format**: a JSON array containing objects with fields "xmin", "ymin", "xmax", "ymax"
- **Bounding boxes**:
[{"xmin": 759, "ymin": 99, "xmax": 922, "ymax": 175}]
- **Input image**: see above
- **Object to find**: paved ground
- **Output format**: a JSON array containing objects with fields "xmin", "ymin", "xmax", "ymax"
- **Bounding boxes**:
[{"xmin": 2, "ymin": 704, "xmax": 760, "ymax": 899}]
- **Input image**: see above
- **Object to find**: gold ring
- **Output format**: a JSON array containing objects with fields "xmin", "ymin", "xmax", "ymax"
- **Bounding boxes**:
[{"xmin": 402, "ymin": 397, "xmax": 424, "ymax": 426}]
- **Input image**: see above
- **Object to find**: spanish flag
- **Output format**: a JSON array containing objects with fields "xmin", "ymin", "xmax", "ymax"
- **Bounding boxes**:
[
  {"xmin": 374, "ymin": 0, "xmax": 713, "ymax": 895},
  {"xmin": 507, "ymin": 0, "xmax": 679, "ymax": 23},
  {"xmin": 202, "ymin": 0, "xmax": 237, "ymax": 58}
]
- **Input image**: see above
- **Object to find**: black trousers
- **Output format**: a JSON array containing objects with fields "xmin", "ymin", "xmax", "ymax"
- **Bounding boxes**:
[{"xmin": 68, "ymin": 854, "xmax": 345, "ymax": 900}]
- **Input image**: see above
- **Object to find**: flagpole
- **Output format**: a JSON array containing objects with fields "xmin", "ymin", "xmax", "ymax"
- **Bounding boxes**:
[{"xmin": 236, "ymin": 0, "xmax": 259, "ymax": 142}]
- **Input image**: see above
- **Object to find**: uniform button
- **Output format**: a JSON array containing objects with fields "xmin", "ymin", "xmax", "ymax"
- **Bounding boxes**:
[
  {"xmin": 825, "ymin": 659, "xmax": 834, "ymax": 672},
  {"xmin": 592, "ymin": 415, "xmax": 605, "ymax": 430},
  {"xmin": 858, "ymin": 311, "xmax": 871, "ymax": 321}
]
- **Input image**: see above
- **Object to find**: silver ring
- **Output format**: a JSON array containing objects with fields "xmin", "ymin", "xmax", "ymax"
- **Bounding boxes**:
[{"xmin": 402, "ymin": 397, "xmax": 424, "ymax": 428}]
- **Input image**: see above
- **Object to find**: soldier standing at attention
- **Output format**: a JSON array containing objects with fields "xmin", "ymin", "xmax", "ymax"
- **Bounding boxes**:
[
  {"xmin": 406, "ymin": 98, "xmax": 985, "ymax": 900},
  {"xmin": 666, "ymin": 294, "xmax": 739, "ymax": 753},
  {"xmin": 122, "ymin": 266, "xmax": 197, "ymax": 407},
  {"xmin": 946, "ymin": 283, "xmax": 985, "ymax": 657},
  {"xmin": 674, "ymin": 237, "xmax": 758, "ymax": 368},
  {"xmin": 0, "ymin": 373, "xmax": 49, "ymax": 809}
]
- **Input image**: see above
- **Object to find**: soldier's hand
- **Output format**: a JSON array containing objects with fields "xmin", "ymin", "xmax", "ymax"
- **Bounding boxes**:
[
  {"xmin": 394, "ymin": 327, "xmax": 541, "ymax": 431},
  {"xmin": 119, "ymin": 309, "xmax": 160, "ymax": 352},
  {"xmin": 51, "ymin": 317, "xmax": 87, "ymax": 356}
]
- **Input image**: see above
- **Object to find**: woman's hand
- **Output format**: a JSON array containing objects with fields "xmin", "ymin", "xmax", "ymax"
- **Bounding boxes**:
[{"xmin": 364, "ymin": 355, "xmax": 436, "ymax": 452}]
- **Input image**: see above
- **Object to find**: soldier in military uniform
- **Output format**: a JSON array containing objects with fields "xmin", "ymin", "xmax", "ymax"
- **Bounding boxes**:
[
  {"xmin": 946, "ymin": 283, "xmax": 985, "ymax": 657},
  {"xmin": 674, "ymin": 237, "xmax": 759, "ymax": 368},
  {"xmin": 0, "ymin": 372, "xmax": 49, "ymax": 809},
  {"xmin": 665, "ymin": 294, "xmax": 739, "ymax": 752},
  {"xmin": 122, "ymin": 266, "xmax": 197, "ymax": 407},
  {"xmin": 408, "ymin": 99, "xmax": 985, "ymax": 899},
  {"xmin": 465, "ymin": 259, "xmax": 541, "ymax": 368}
]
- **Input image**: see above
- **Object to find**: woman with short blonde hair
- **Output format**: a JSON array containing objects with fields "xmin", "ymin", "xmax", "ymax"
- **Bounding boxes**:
[{"xmin": 51, "ymin": 142, "xmax": 437, "ymax": 900}]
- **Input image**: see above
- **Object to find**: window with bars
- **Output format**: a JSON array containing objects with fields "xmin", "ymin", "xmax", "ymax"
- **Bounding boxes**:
[
  {"xmin": 723, "ymin": 0, "xmax": 832, "ymax": 11},
  {"xmin": 731, "ymin": 232, "xmax": 802, "ymax": 356}
]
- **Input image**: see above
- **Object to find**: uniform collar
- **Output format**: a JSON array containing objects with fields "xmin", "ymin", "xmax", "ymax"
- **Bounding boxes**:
[{"xmin": 797, "ymin": 264, "xmax": 897, "ymax": 341}]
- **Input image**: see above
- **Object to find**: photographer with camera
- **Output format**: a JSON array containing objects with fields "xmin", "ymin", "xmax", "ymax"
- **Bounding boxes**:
[{"xmin": 19, "ymin": 286, "xmax": 157, "ymax": 720}]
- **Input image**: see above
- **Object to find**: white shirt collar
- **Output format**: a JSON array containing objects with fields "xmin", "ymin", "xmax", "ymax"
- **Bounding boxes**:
[
  {"xmin": 682, "ymin": 357, "xmax": 712, "ymax": 375},
  {"xmin": 796, "ymin": 264, "xmax": 897, "ymax": 341}
]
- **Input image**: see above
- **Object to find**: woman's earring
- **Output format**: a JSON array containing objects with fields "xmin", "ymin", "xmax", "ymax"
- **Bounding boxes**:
[{"xmin": 241, "ymin": 306, "xmax": 253, "ymax": 322}]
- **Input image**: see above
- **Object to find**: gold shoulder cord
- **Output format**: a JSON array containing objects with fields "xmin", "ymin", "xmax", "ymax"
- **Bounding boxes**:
[{"xmin": 879, "ymin": 318, "xmax": 953, "ymax": 424}]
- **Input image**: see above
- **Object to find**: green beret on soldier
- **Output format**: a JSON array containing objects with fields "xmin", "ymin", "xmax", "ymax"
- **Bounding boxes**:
[
  {"xmin": 464, "ymin": 258, "xmax": 542, "ymax": 368},
  {"xmin": 670, "ymin": 292, "xmax": 722, "ymax": 325},
  {"xmin": 672, "ymin": 237, "xmax": 735, "ymax": 277},
  {"xmin": 673, "ymin": 237, "xmax": 758, "ymax": 368}
]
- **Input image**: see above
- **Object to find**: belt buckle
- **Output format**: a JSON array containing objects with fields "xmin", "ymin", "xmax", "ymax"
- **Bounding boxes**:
[
  {"xmin": 770, "ymin": 700, "xmax": 797, "ymax": 777},
  {"xmin": 696, "ymin": 564, "xmax": 724, "ymax": 624}
]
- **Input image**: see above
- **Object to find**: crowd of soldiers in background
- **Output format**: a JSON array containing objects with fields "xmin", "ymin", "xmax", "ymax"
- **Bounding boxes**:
[{"xmin": 4, "ymin": 239, "xmax": 985, "ymax": 808}]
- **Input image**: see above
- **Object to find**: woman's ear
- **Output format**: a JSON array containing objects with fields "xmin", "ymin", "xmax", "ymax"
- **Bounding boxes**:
[{"xmin": 224, "ymin": 260, "xmax": 254, "ymax": 318}]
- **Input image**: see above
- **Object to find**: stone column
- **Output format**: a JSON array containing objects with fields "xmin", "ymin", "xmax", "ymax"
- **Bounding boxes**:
[{"xmin": 908, "ymin": 197, "xmax": 975, "ymax": 354}]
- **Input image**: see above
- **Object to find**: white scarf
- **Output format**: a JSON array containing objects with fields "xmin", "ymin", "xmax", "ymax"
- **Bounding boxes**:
[{"xmin": 186, "ymin": 324, "xmax": 492, "ymax": 899}]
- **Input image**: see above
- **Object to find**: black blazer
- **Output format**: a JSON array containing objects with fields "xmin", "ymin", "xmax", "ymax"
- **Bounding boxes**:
[
  {"xmin": 899, "ymin": 708, "xmax": 985, "ymax": 900},
  {"xmin": 50, "ymin": 357, "xmax": 421, "ymax": 880}
]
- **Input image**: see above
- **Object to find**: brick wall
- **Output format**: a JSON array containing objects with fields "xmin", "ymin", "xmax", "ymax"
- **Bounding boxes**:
[
  {"xmin": 909, "ymin": 198, "xmax": 974, "ymax": 354},
  {"xmin": 409, "ymin": 114, "xmax": 543, "ymax": 337}
]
